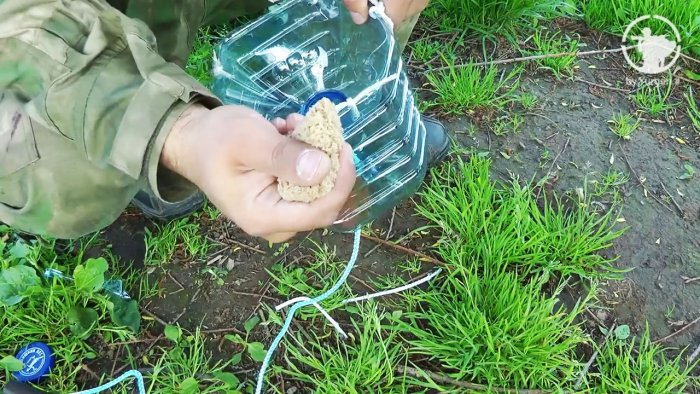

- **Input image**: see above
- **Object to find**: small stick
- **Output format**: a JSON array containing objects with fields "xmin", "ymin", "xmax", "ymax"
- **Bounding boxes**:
[
  {"xmin": 574, "ymin": 77, "xmax": 633, "ymax": 94},
  {"xmin": 113, "ymin": 335, "xmax": 163, "ymax": 375},
  {"xmin": 683, "ymin": 277, "xmax": 700, "ymax": 284},
  {"xmin": 172, "ymin": 308, "xmax": 188, "ymax": 324},
  {"xmin": 349, "ymin": 274, "xmax": 377, "ymax": 293},
  {"xmin": 81, "ymin": 364, "xmax": 101, "ymax": 381},
  {"xmin": 537, "ymin": 137, "xmax": 570, "ymax": 199},
  {"xmin": 687, "ymin": 343, "xmax": 700, "ymax": 366},
  {"xmin": 431, "ymin": 46, "xmax": 629, "ymax": 72},
  {"xmin": 230, "ymin": 239, "xmax": 267, "ymax": 255},
  {"xmin": 653, "ymin": 315, "xmax": 700, "ymax": 344},
  {"xmin": 110, "ymin": 345, "xmax": 122, "ymax": 376},
  {"xmin": 575, "ymin": 323, "xmax": 616, "ymax": 389},
  {"xmin": 201, "ymin": 326, "xmax": 246, "ymax": 335},
  {"xmin": 139, "ymin": 306, "xmax": 168, "ymax": 327},
  {"xmin": 386, "ymin": 207, "xmax": 397, "ymax": 241},
  {"xmin": 395, "ymin": 365, "xmax": 551, "ymax": 394},
  {"xmin": 229, "ymin": 289, "xmax": 279, "ymax": 302},
  {"xmin": 166, "ymin": 272, "xmax": 185, "ymax": 291},
  {"xmin": 620, "ymin": 147, "xmax": 675, "ymax": 213},
  {"xmin": 109, "ymin": 337, "xmax": 165, "ymax": 346},
  {"xmin": 246, "ymin": 280, "xmax": 273, "ymax": 322},
  {"xmin": 545, "ymin": 137, "xmax": 570, "ymax": 177},
  {"xmin": 360, "ymin": 234, "xmax": 446, "ymax": 267},
  {"xmin": 659, "ymin": 180, "xmax": 684, "ymax": 217}
]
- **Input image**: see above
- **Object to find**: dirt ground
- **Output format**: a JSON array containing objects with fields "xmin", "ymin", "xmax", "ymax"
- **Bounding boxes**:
[{"xmin": 99, "ymin": 23, "xmax": 700, "ymax": 378}]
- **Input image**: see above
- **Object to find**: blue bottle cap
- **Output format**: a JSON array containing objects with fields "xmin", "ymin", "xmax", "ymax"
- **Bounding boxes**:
[
  {"xmin": 12, "ymin": 342, "xmax": 55, "ymax": 383},
  {"xmin": 300, "ymin": 89, "xmax": 349, "ymax": 115}
]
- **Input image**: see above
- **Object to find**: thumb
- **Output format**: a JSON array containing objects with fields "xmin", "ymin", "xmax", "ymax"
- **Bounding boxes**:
[
  {"xmin": 343, "ymin": 0, "xmax": 369, "ymax": 24},
  {"xmin": 236, "ymin": 121, "xmax": 332, "ymax": 186}
]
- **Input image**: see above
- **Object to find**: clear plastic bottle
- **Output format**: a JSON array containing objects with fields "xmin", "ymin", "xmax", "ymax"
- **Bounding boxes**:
[{"xmin": 211, "ymin": 0, "xmax": 427, "ymax": 232}]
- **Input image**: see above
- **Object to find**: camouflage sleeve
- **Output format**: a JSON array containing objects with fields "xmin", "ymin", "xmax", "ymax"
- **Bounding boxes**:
[{"xmin": 0, "ymin": 0, "xmax": 221, "ymax": 238}]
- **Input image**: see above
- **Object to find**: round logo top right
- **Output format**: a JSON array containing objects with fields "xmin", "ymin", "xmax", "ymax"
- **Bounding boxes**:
[{"xmin": 622, "ymin": 15, "xmax": 682, "ymax": 75}]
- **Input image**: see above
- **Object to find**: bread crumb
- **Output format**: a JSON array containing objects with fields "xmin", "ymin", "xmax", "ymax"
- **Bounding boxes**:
[{"xmin": 278, "ymin": 98, "xmax": 343, "ymax": 202}]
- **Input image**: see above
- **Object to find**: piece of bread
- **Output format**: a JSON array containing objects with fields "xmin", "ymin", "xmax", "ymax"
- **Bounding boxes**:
[{"xmin": 278, "ymin": 98, "xmax": 344, "ymax": 202}]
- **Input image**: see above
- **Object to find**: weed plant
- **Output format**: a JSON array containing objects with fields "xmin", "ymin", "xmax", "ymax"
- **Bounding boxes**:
[
  {"xmin": 527, "ymin": 29, "xmax": 580, "ymax": 78},
  {"xmin": 579, "ymin": 0, "xmax": 700, "ymax": 57},
  {"xmin": 423, "ymin": 63, "xmax": 522, "ymax": 115},
  {"xmin": 632, "ymin": 80, "xmax": 676, "ymax": 117},
  {"xmin": 423, "ymin": 0, "xmax": 577, "ymax": 41},
  {"xmin": 591, "ymin": 328, "xmax": 695, "ymax": 393},
  {"xmin": 685, "ymin": 87, "xmax": 700, "ymax": 134},
  {"xmin": 609, "ymin": 113, "xmax": 641, "ymax": 140},
  {"xmin": 274, "ymin": 304, "xmax": 412, "ymax": 394}
]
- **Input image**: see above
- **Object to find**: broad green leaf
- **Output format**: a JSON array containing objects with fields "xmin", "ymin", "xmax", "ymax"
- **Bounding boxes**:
[
  {"xmin": 8, "ymin": 242, "xmax": 29, "ymax": 259},
  {"xmin": 230, "ymin": 352, "xmax": 243, "ymax": 366},
  {"xmin": 67, "ymin": 306, "xmax": 99, "ymax": 339},
  {"xmin": 0, "ymin": 356, "xmax": 24, "ymax": 372},
  {"xmin": 247, "ymin": 342, "xmax": 267, "ymax": 362},
  {"xmin": 214, "ymin": 372, "xmax": 240, "ymax": 388},
  {"xmin": 614, "ymin": 324, "xmax": 630, "ymax": 340},
  {"xmin": 109, "ymin": 295, "xmax": 141, "ymax": 333},
  {"xmin": 224, "ymin": 334, "xmax": 244, "ymax": 345},
  {"xmin": 679, "ymin": 165, "xmax": 696, "ymax": 180},
  {"xmin": 0, "ymin": 265, "xmax": 40, "ymax": 306},
  {"xmin": 180, "ymin": 377, "xmax": 199, "ymax": 394},
  {"xmin": 243, "ymin": 316, "xmax": 260, "ymax": 335},
  {"xmin": 164, "ymin": 324, "xmax": 181, "ymax": 342},
  {"xmin": 73, "ymin": 258, "xmax": 108, "ymax": 293},
  {"xmin": 685, "ymin": 69, "xmax": 700, "ymax": 81}
]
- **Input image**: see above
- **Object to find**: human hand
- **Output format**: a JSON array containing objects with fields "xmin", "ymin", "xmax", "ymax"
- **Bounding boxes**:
[
  {"xmin": 343, "ymin": 0, "xmax": 429, "ymax": 26},
  {"xmin": 161, "ymin": 104, "xmax": 356, "ymax": 243}
]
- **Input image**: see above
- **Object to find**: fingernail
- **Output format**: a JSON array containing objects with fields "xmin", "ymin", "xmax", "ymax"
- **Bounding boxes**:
[
  {"xmin": 350, "ymin": 12, "xmax": 365, "ymax": 24},
  {"xmin": 297, "ymin": 150, "xmax": 325, "ymax": 181}
]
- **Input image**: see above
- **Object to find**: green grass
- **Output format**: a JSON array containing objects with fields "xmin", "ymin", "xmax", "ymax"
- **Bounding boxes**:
[
  {"xmin": 395, "ymin": 265, "xmax": 590, "ymax": 389},
  {"xmin": 632, "ymin": 80, "xmax": 676, "ymax": 117},
  {"xmin": 142, "ymin": 326, "xmax": 244, "ymax": 393},
  {"xmin": 423, "ymin": 0, "xmax": 577, "ymax": 40},
  {"xmin": 608, "ymin": 113, "xmax": 641, "ymax": 140},
  {"xmin": 685, "ymin": 87, "xmax": 700, "ymax": 134},
  {"xmin": 527, "ymin": 29, "xmax": 580, "ymax": 78},
  {"xmin": 144, "ymin": 216, "xmax": 210, "ymax": 267},
  {"xmin": 579, "ymin": 0, "xmax": 700, "ymax": 57},
  {"xmin": 594, "ymin": 168, "xmax": 630, "ymax": 203},
  {"xmin": 423, "ymin": 63, "xmax": 522, "ymax": 115},
  {"xmin": 592, "ymin": 328, "xmax": 695, "ymax": 393},
  {"xmin": 416, "ymin": 156, "xmax": 624, "ymax": 280},
  {"xmin": 518, "ymin": 92, "xmax": 540, "ymax": 110},
  {"xmin": 274, "ymin": 304, "xmax": 413, "ymax": 394}
]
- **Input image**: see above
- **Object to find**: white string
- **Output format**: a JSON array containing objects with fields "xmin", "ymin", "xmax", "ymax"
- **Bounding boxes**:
[
  {"xmin": 276, "ymin": 297, "xmax": 348, "ymax": 338},
  {"xmin": 275, "ymin": 268, "xmax": 443, "ymax": 341},
  {"xmin": 343, "ymin": 268, "xmax": 443, "ymax": 304}
]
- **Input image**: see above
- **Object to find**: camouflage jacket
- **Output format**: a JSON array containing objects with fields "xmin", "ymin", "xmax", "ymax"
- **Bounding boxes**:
[{"xmin": 0, "ymin": 0, "xmax": 267, "ymax": 239}]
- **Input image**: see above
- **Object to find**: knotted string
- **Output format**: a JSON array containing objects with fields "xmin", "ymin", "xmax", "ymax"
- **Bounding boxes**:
[{"xmin": 254, "ymin": 227, "xmax": 362, "ymax": 394}]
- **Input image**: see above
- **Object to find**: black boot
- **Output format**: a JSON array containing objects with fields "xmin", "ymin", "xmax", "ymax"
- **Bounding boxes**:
[
  {"xmin": 422, "ymin": 116, "xmax": 450, "ymax": 168},
  {"xmin": 131, "ymin": 190, "xmax": 205, "ymax": 220}
]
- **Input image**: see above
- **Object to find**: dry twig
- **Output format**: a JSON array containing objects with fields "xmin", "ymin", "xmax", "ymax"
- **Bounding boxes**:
[
  {"xmin": 653, "ymin": 315, "xmax": 700, "ymax": 344},
  {"xmin": 396, "ymin": 365, "xmax": 556, "ymax": 394}
]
